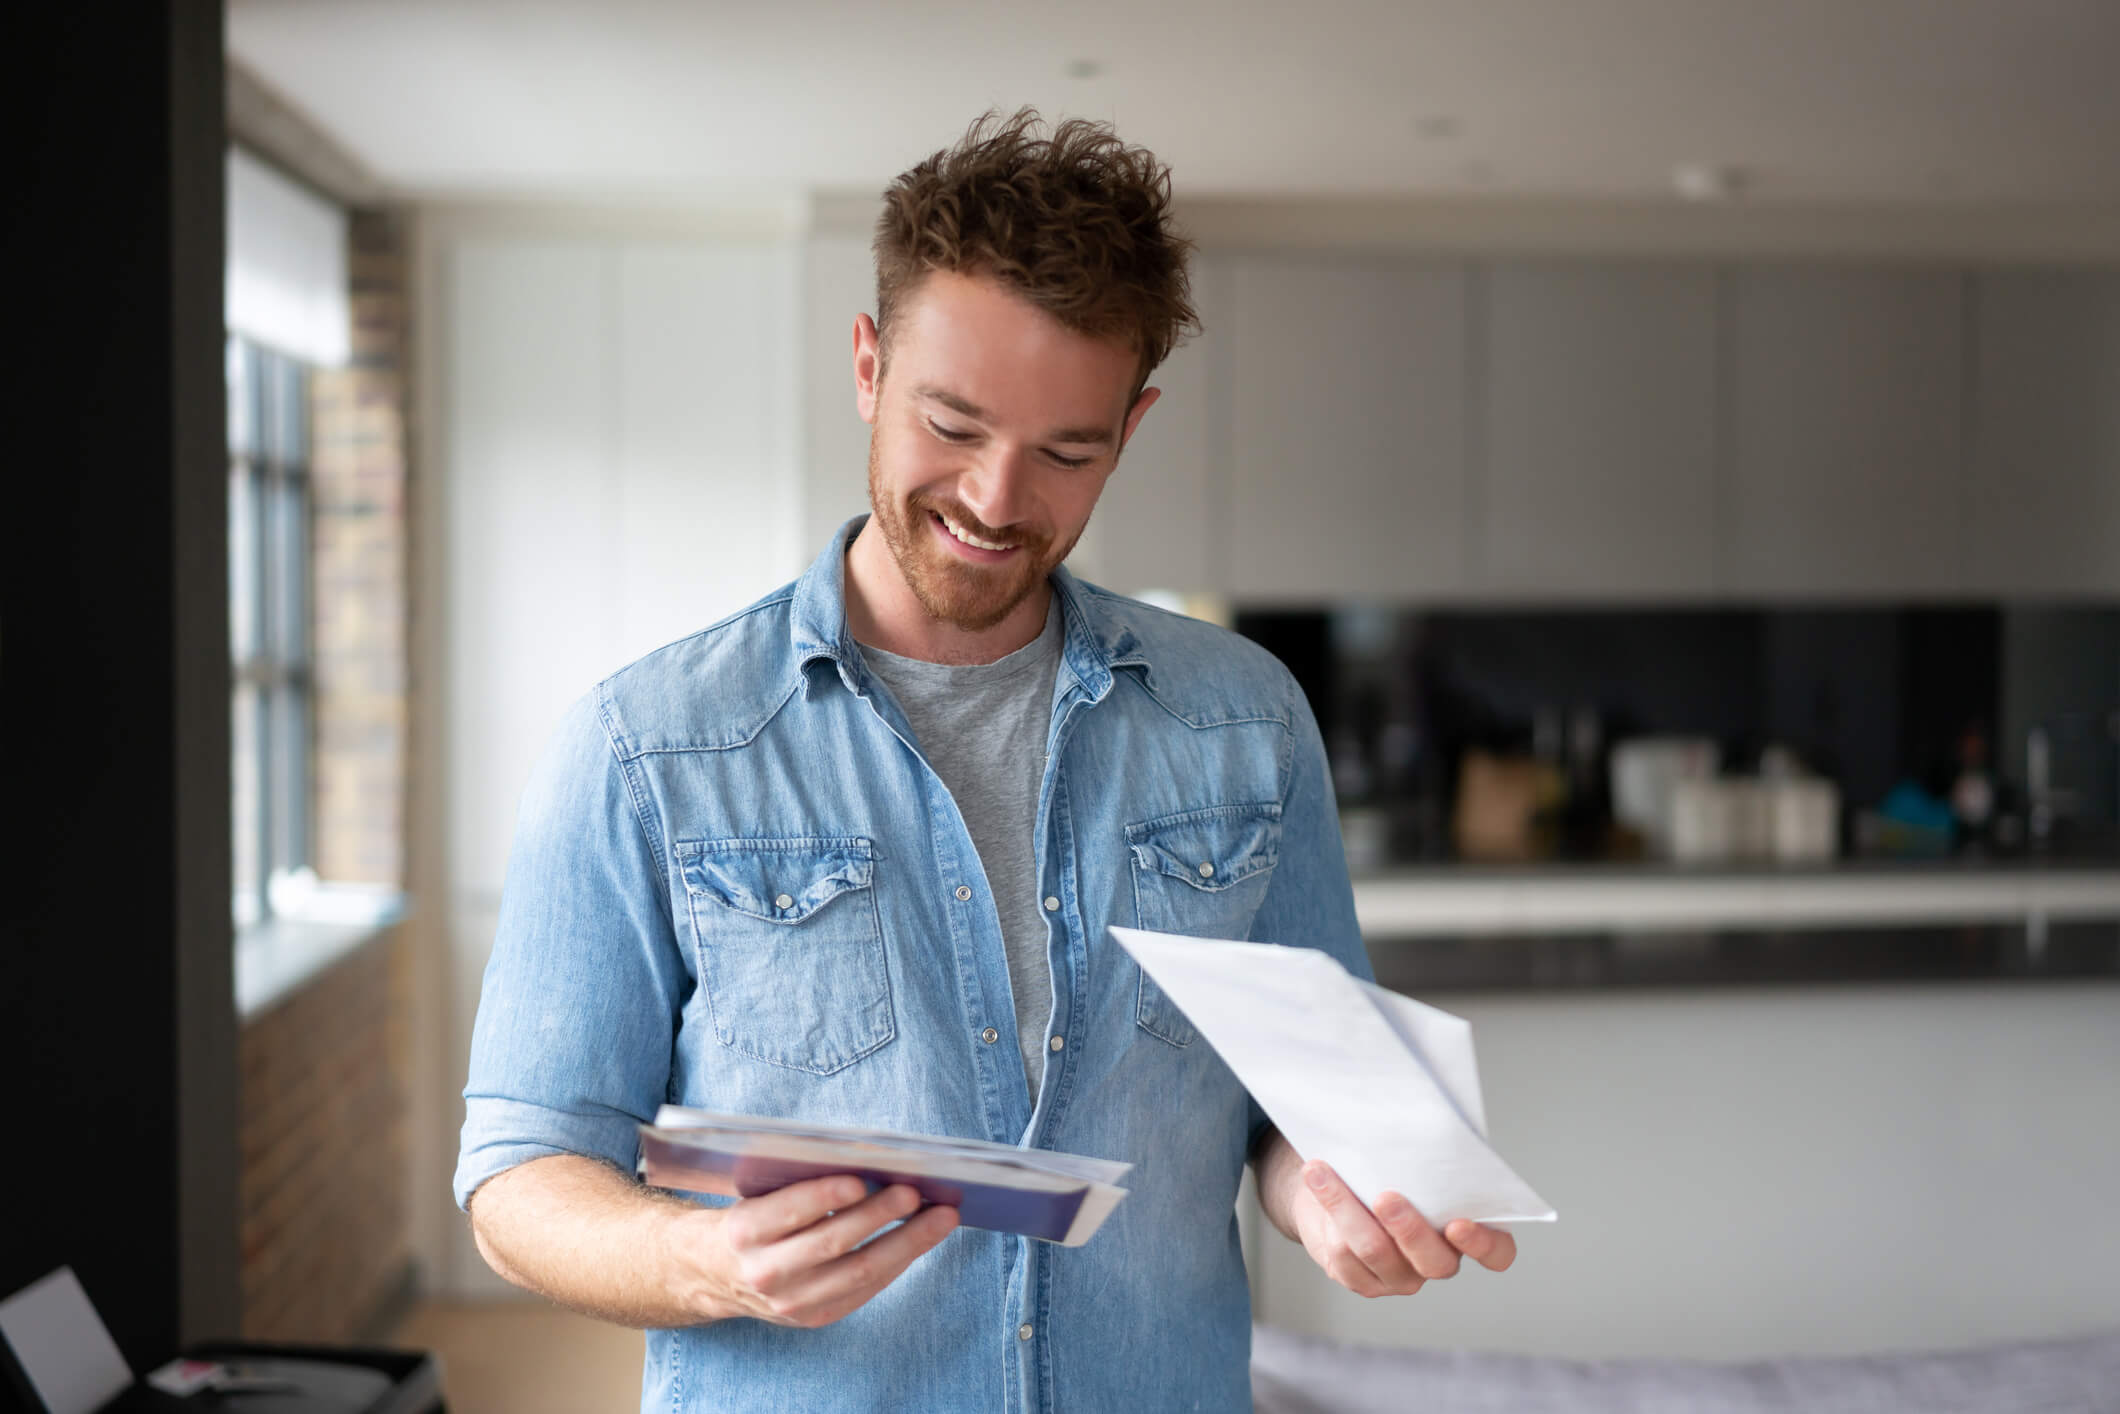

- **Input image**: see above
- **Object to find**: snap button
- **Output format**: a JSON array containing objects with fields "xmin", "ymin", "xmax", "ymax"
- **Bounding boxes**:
[
  {"xmin": 1043, "ymin": 895, "xmax": 1060, "ymax": 912},
  {"xmin": 774, "ymin": 893, "xmax": 794, "ymax": 910},
  {"xmin": 1017, "ymin": 1324, "xmax": 1034, "ymax": 1341},
  {"xmin": 1198, "ymin": 861, "xmax": 1215, "ymax": 878},
  {"xmin": 955, "ymin": 885, "xmax": 973, "ymax": 902},
  {"xmin": 1049, "ymin": 1034, "xmax": 1064, "ymax": 1052},
  {"xmin": 981, "ymin": 1027, "xmax": 999, "ymax": 1045}
]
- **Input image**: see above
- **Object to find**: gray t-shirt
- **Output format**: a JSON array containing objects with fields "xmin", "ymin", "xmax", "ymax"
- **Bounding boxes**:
[{"xmin": 859, "ymin": 599, "xmax": 1064, "ymax": 1101}]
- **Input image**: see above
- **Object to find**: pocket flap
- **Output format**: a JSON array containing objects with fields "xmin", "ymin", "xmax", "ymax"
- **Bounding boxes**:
[
  {"xmin": 1126, "ymin": 803, "xmax": 1281, "ymax": 891},
  {"xmin": 679, "ymin": 837, "xmax": 874, "ymax": 923}
]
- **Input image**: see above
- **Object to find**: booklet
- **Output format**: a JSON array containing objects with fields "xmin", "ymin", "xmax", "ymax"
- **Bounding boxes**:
[
  {"xmin": 1110, "ymin": 926, "xmax": 1556, "ymax": 1227},
  {"xmin": 637, "ymin": 1105, "xmax": 1131, "ymax": 1247}
]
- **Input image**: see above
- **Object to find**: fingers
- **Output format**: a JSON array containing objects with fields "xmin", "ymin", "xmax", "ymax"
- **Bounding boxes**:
[
  {"xmin": 766, "ymin": 1202, "xmax": 960, "ymax": 1326},
  {"xmin": 1372, "ymin": 1190, "xmax": 1462, "ymax": 1281},
  {"xmin": 1303, "ymin": 1162, "xmax": 1425, "ymax": 1293},
  {"xmin": 722, "ymin": 1174, "xmax": 870, "ymax": 1251},
  {"xmin": 1303, "ymin": 1163, "xmax": 1510, "ymax": 1299},
  {"xmin": 740, "ymin": 1183, "xmax": 926, "ymax": 1293},
  {"xmin": 1445, "ymin": 1218, "xmax": 1518, "ymax": 1273}
]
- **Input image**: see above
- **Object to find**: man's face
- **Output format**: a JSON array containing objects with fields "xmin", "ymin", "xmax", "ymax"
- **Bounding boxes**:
[{"xmin": 856, "ymin": 270, "xmax": 1158, "ymax": 633}]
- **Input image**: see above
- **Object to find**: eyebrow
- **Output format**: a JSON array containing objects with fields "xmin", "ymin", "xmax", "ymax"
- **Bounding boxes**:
[{"xmin": 915, "ymin": 384, "xmax": 1115, "ymax": 446}]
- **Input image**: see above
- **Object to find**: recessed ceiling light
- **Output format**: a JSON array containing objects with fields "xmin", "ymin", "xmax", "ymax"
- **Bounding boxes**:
[
  {"xmin": 1065, "ymin": 58, "xmax": 1103, "ymax": 79},
  {"xmin": 1414, "ymin": 115, "xmax": 1462, "ymax": 140}
]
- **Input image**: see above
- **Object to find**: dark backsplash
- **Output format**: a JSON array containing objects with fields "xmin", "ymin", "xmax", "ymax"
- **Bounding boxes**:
[{"xmin": 1234, "ymin": 603, "xmax": 2120, "ymax": 862}]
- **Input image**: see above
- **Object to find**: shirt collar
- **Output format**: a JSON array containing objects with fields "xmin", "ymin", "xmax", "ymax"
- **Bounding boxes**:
[{"xmin": 791, "ymin": 514, "xmax": 1151, "ymax": 701}]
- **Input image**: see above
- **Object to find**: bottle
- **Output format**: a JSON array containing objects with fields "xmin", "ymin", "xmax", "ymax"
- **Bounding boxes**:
[{"xmin": 1950, "ymin": 723, "xmax": 1995, "ymax": 846}]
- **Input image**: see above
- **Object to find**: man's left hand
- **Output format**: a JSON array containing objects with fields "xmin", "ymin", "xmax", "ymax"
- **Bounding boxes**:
[{"xmin": 1278, "ymin": 1155, "xmax": 1516, "ymax": 1298}]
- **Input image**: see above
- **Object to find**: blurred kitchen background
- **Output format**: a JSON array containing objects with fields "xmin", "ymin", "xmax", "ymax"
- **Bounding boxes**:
[{"xmin": 12, "ymin": 2, "xmax": 2118, "ymax": 1409}]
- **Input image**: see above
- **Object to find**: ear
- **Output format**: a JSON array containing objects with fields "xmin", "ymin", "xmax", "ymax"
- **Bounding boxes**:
[
  {"xmin": 1117, "ymin": 385, "xmax": 1162, "ymax": 456},
  {"xmin": 854, "ymin": 313, "xmax": 883, "ymax": 425}
]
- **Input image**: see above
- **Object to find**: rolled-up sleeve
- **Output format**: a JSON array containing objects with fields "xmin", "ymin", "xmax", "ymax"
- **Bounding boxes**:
[
  {"xmin": 1243, "ymin": 671, "xmax": 1373, "ymax": 1150},
  {"xmin": 453, "ymin": 685, "xmax": 688, "ymax": 1211}
]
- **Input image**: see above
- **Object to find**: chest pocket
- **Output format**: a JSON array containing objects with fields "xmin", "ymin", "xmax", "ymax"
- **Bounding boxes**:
[
  {"xmin": 678, "ymin": 837, "xmax": 894, "ymax": 1075},
  {"xmin": 1125, "ymin": 802, "xmax": 1282, "ymax": 1047}
]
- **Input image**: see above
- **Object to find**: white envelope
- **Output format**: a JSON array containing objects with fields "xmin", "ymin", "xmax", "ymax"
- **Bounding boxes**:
[{"xmin": 1111, "ymin": 926, "xmax": 1556, "ymax": 1227}]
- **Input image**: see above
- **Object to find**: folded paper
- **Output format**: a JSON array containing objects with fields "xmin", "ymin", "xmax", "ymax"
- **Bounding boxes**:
[{"xmin": 1110, "ymin": 926, "xmax": 1556, "ymax": 1227}]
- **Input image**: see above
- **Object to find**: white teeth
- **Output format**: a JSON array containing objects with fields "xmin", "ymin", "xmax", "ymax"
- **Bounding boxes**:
[{"xmin": 939, "ymin": 512, "xmax": 1012, "ymax": 552}]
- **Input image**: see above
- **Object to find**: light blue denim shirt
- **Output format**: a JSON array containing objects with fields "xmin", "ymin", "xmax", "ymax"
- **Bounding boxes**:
[{"xmin": 456, "ymin": 517, "xmax": 1373, "ymax": 1413}]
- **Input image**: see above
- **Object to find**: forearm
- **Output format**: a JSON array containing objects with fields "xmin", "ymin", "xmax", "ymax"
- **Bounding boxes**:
[
  {"xmin": 1248, "ymin": 1127, "xmax": 1306, "ymax": 1243},
  {"xmin": 468, "ymin": 1153, "xmax": 727, "ymax": 1328}
]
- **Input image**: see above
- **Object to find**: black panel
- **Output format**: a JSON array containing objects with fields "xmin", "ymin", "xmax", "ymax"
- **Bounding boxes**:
[{"xmin": 4, "ymin": 0, "xmax": 236, "ymax": 1371}]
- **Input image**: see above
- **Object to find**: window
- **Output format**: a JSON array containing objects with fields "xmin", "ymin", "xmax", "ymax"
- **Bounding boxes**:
[{"xmin": 228, "ymin": 334, "xmax": 315, "ymax": 927}]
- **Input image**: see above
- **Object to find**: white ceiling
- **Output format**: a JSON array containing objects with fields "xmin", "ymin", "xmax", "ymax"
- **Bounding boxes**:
[{"xmin": 228, "ymin": 0, "xmax": 2120, "ymax": 207}]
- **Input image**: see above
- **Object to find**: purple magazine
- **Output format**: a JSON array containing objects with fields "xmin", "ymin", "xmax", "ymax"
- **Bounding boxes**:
[{"xmin": 637, "ymin": 1109, "xmax": 1130, "ymax": 1247}]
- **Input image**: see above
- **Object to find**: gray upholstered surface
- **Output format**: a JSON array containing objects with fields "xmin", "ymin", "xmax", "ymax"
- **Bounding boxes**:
[{"xmin": 1252, "ymin": 1323, "xmax": 2120, "ymax": 1414}]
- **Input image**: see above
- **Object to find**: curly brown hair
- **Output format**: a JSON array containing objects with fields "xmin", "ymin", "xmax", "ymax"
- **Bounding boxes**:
[{"xmin": 873, "ymin": 108, "xmax": 1199, "ymax": 396}]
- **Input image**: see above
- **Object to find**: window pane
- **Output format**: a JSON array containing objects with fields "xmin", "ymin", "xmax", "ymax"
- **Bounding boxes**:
[
  {"xmin": 225, "ymin": 336, "xmax": 256, "ymax": 460},
  {"xmin": 270, "ymin": 680, "xmax": 311, "ymax": 876},
  {"xmin": 269, "ymin": 351, "xmax": 307, "ymax": 470},
  {"xmin": 232, "ymin": 681, "xmax": 263, "ymax": 925},
  {"xmin": 229, "ymin": 464, "xmax": 258, "ymax": 662},
  {"xmin": 269, "ymin": 474, "xmax": 309, "ymax": 664}
]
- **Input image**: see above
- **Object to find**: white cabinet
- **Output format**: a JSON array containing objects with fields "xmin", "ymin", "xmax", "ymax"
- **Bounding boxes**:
[
  {"xmin": 1967, "ymin": 271, "xmax": 2120, "ymax": 596},
  {"xmin": 447, "ymin": 239, "xmax": 617, "ymax": 897},
  {"xmin": 1481, "ymin": 263, "xmax": 1718, "ymax": 597},
  {"xmin": 1724, "ymin": 268, "xmax": 1965, "ymax": 597},
  {"xmin": 1076, "ymin": 256, "xmax": 1225, "ymax": 596},
  {"xmin": 445, "ymin": 236, "xmax": 802, "ymax": 895},
  {"xmin": 616, "ymin": 242, "xmax": 802, "ymax": 650},
  {"xmin": 1225, "ymin": 255, "xmax": 1470, "ymax": 601},
  {"xmin": 781, "ymin": 251, "xmax": 2120, "ymax": 605}
]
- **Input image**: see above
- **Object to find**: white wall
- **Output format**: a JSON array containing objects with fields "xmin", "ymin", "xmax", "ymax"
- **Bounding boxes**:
[{"xmin": 1248, "ymin": 981, "xmax": 2120, "ymax": 1360}]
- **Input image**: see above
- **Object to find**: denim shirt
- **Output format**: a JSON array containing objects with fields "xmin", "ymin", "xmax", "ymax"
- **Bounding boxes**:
[{"xmin": 456, "ymin": 517, "xmax": 1373, "ymax": 1413}]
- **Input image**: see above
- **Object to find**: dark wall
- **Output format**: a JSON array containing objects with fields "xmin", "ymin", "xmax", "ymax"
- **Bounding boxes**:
[{"xmin": 4, "ymin": 0, "xmax": 238, "ymax": 1374}]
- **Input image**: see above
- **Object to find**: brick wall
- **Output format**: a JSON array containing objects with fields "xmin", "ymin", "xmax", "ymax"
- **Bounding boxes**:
[
  {"xmin": 238, "ymin": 933, "xmax": 411, "ymax": 1340},
  {"xmin": 310, "ymin": 210, "xmax": 409, "ymax": 889},
  {"xmin": 237, "ymin": 208, "xmax": 416, "ymax": 1342}
]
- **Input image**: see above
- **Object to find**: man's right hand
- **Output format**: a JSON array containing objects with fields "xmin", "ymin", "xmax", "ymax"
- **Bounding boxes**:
[
  {"xmin": 671, "ymin": 1175, "xmax": 960, "ymax": 1328},
  {"xmin": 467, "ymin": 1155, "xmax": 958, "ymax": 1331}
]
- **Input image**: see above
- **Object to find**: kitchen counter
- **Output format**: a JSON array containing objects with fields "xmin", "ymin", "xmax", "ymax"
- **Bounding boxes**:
[
  {"xmin": 1366, "ymin": 918, "xmax": 2120, "ymax": 991},
  {"xmin": 1351, "ymin": 855, "xmax": 2120, "ymax": 938},
  {"xmin": 1350, "ymin": 851, "xmax": 2120, "ymax": 990}
]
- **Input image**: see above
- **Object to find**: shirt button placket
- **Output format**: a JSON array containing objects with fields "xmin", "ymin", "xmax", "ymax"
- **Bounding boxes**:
[
  {"xmin": 955, "ymin": 884, "xmax": 973, "ymax": 902},
  {"xmin": 1017, "ymin": 1323, "xmax": 1034, "ymax": 1341}
]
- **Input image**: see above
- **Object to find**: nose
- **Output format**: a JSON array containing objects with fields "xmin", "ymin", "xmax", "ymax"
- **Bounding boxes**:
[{"xmin": 954, "ymin": 444, "xmax": 1036, "ymax": 532}]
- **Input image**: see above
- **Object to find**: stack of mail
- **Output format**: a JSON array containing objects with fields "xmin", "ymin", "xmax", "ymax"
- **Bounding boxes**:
[{"xmin": 640, "ymin": 1106, "xmax": 1131, "ymax": 1247}]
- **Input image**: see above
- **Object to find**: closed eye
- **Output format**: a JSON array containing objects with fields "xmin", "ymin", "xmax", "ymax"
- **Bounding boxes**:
[{"xmin": 930, "ymin": 417, "xmax": 1094, "ymax": 469}]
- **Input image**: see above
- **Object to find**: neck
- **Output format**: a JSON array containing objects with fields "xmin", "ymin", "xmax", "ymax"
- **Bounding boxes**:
[{"xmin": 844, "ymin": 520, "xmax": 1053, "ymax": 666}]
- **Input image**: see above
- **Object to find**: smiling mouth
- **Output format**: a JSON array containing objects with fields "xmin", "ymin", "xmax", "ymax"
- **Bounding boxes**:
[{"xmin": 930, "ymin": 509, "xmax": 1018, "ymax": 554}]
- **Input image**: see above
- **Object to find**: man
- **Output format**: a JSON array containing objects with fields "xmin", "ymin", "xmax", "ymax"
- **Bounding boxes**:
[{"xmin": 457, "ymin": 110, "xmax": 1515, "ymax": 1412}]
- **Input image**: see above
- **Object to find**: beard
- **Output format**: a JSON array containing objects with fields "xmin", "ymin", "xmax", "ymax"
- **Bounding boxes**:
[{"xmin": 865, "ymin": 430, "xmax": 1082, "ymax": 633}]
